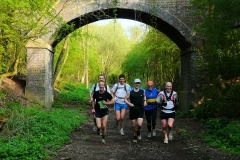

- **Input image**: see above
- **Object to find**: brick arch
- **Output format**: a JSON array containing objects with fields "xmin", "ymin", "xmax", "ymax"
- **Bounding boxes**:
[
  {"xmin": 26, "ymin": 0, "xmax": 202, "ymax": 109},
  {"xmin": 48, "ymin": 1, "xmax": 199, "ymax": 50}
]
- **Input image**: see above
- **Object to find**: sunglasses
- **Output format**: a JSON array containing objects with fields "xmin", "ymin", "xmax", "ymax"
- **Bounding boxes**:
[{"xmin": 134, "ymin": 82, "xmax": 141, "ymax": 84}]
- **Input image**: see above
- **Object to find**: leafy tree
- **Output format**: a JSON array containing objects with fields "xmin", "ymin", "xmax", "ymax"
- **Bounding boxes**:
[
  {"xmin": 190, "ymin": 0, "xmax": 240, "ymax": 119},
  {"xmin": 122, "ymin": 27, "xmax": 180, "ymax": 89},
  {"xmin": 0, "ymin": 0, "xmax": 60, "ymax": 84}
]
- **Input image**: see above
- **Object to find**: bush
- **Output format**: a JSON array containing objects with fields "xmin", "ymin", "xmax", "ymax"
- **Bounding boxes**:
[
  {"xmin": 0, "ymin": 102, "xmax": 88, "ymax": 159},
  {"xmin": 194, "ymin": 83, "xmax": 240, "ymax": 120},
  {"xmin": 204, "ymin": 118, "xmax": 240, "ymax": 155},
  {"xmin": 55, "ymin": 83, "xmax": 89, "ymax": 102}
]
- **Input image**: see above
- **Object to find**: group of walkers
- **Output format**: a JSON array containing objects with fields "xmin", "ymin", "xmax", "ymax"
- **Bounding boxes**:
[{"xmin": 89, "ymin": 74, "xmax": 179, "ymax": 144}]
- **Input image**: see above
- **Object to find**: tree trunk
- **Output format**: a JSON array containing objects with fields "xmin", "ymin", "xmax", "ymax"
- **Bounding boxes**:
[
  {"xmin": 53, "ymin": 34, "xmax": 70, "ymax": 84},
  {"xmin": 0, "ymin": 55, "xmax": 19, "ymax": 87}
]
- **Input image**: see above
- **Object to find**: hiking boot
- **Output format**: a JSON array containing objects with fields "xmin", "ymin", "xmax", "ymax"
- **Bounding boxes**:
[
  {"xmin": 133, "ymin": 136, "xmax": 137, "ymax": 143},
  {"xmin": 164, "ymin": 138, "xmax": 168, "ymax": 144},
  {"xmin": 120, "ymin": 128, "xmax": 124, "ymax": 136},
  {"xmin": 101, "ymin": 139, "xmax": 106, "ymax": 144},
  {"xmin": 169, "ymin": 131, "xmax": 173, "ymax": 140},
  {"xmin": 93, "ymin": 125, "xmax": 97, "ymax": 131},
  {"xmin": 147, "ymin": 132, "xmax": 151, "ymax": 138},
  {"xmin": 152, "ymin": 129, "xmax": 156, "ymax": 137},
  {"xmin": 114, "ymin": 121, "xmax": 118, "ymax": 128}
]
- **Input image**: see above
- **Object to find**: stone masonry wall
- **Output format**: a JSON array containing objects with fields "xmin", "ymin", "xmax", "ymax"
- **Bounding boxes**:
[{"xmin": 25, "ymin": 47, "xmax": 53, "ymax": 108}]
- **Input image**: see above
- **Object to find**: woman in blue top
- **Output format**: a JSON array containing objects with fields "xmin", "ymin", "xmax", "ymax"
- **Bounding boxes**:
[{"xmin": 145, "ymin": 81, "xmax": 159, "ymax": 137}]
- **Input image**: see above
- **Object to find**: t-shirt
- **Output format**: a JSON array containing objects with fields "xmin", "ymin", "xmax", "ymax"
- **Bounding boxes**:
[
  {"xmin": 158, "ymin": 90, "xmax": 177, "ymax": 113},
  {"xmin": 89, "ymin": 83, "xmax": 111, "ymax": 94},
  {"xmin": 130, "ymin": 89, "xmax": 144, "ymax": 108},
  {"xmin": 111, "ymin": 83, "xmax": 131, "ymax": 104},
  {"xmin": 145, "ymin": 88, "xmax": 159, "ymax": 110},
  {"xmin": 93, "ymin": 91, "xmax": 113, "ymax": 111}
]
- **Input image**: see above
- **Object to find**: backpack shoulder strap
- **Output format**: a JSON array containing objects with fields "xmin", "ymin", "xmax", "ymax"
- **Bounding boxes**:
[
  {"xmin": 105, "ymin": 85, "xmax": 107, "ymax": 92},
  {"xmin": 124, "ymin": 84, "xmax": 127, "ymax": 92},
  {"xmin": 114, "ymin": 83, "xmax": 119, "ymax": 93},
  {"xmin": 94, "ymin": 83, "xmax": 97, "ymax": 92},
  {"xmin": 164, "ymin": 90, "xmax": 173, "ymax": 101}
]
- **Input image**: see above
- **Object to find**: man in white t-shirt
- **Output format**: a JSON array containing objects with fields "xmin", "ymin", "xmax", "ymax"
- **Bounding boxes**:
[
  {"xmin": 89, "ymin": 74, "xmax": 111, "ymax": 133},
  {"xmin": 111, "ymin": 74, "xmax": 131, "ymax": 136}
]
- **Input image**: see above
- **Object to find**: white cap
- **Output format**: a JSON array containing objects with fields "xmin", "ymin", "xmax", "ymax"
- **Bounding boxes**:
[{"xmin": 134, "ymin": 78, "xmax": 141, "ymax": 83}]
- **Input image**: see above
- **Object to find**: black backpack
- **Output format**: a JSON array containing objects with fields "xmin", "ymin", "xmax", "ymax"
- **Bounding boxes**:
[{"xmin": 94, "ymin": 83, "xmax": 108, "ymax": 92}]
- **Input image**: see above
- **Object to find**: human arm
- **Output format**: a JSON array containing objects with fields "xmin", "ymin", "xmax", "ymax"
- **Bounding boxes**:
[
  {"xmin": 111, "ymin": 84, "xmax": 116, "ymax": 98},
  {"xmin": 174, "ymin": 94, "xmax": 179, "ymax": 110},
  {"xmin": 124, "ymin": 91, "xmax": 134, "ymax": 107},
  {"xmin": 143, "ymin": 90, "xmax": 147, "ymax": 107},
  {"xmin": 89, "ymin": 85, "xmax": 95, "ymax": 102},
  {"xmin": 102, "ymin": 93, "xmax": 115, "ymax": 105}
]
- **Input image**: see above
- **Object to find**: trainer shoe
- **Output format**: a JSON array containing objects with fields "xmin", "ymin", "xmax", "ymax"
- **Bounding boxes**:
[
  {"xmin": 101, "ymin": 139, "xmax": 106, "ymax": 144},
  {"xmin": 137, "ymin": 134, "xmax": 141, "ymax": 140},
  {"xmin": 164, "ymin": 138, "xmax": 168, "ymax": 144},
  {"xmin": 152, "ymin": 129, "xmax": 156, "ymax": 137},
  {"xmin": 120, "ymin": 128, "xmax": 124, "ymax": 136},
  {"xmin": 133, "ymin": 136, "xmax": 137, "ymax": 143},
  {"xmin": 93, "ymin": 125, "xmax": 97, "ymax": 131},
  {"xmin": 169, "ymin": 131, "xmax": 173, "ymax": 140},
  {"xmin": 114, "ymin": 121, "xmax": 118, "ymax": 128},
  {"xmin": 147, "ymin": 132, "xmax": 151, "ymax": 138}
]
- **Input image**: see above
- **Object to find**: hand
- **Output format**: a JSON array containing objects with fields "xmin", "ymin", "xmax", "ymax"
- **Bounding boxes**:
[
  {"xmin": 102, "ymin": 100, "xmax": 107, "ymax": 105},
  {"xmin": 91, "ymin": 109, "xmax": 95, "ymax": 114},
  {"xmin": 129, "ymin": 103, "xmax": 134, "ymax": 107},
  {"xmin": 174, "ymin": 105, "xmax": 178, "ymax": 110},
  {"xmin": 144, "ymin": 101, "xmax": 147, "ymax": 107}
]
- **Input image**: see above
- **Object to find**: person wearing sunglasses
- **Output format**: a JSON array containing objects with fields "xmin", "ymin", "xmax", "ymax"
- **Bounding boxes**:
[
  {"xmin": 124, "ymin": 79, "xmax": 147, "ymax": 143},
  {"xmin": 144, "ymin": 81, "xmax": 160, "ymax": 138}
]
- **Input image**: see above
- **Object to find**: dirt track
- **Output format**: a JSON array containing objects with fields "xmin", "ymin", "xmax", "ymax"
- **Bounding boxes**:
[{"xmin": 54, "ymin": 107, "xmax": 240, "ymax": 160}]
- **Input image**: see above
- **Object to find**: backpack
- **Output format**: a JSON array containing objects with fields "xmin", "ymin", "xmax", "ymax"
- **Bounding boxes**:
[
  {"xmin": 114, "ymin": 83, "xmax": 127, "ymax": 93},
  {"xmin": 94, "ymin": 83, "xmax": 108, "ymax": 92},
  {"xmin": 163, "ymin": 90, "xmax": 173, "ymax": 101}
]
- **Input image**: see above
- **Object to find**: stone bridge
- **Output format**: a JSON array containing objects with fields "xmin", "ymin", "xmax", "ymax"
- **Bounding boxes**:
[{"xmin": 25, "ymin": 0, "xmax": 202, "ymax": 109}]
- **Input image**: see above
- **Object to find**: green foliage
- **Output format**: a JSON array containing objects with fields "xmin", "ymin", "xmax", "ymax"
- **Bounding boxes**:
[
  {"xmin": 194, "ymin": 83, "xmax": 240, "ymax": 120},
  {"xmin": 190, "ymin": 0, "xmax": 240, "ymax": 119},
  {"xmin": 55, "ymin": 83, "xmax": 89, "ymax": 102},
  {"xmin": 54, "ymin": 21, "xmax": 132, "ymax": 86},
  {"xmin": 122, "ymin": 27, "xmax": 180, "ymax": 89},
  {"xmin": 204, "ymin": 118, "xmax": 240, "ymax": 155},
  {"xmin": 0, "ymin": 0, "xmax": 59, "ymax": 76},
  {"xmin": 0, "ymin": 102, "xmax": 88, "ymax": 159}
]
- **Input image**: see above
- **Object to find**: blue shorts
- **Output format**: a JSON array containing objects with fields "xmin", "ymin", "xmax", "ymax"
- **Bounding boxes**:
[
  {"xmin": 114, "ymin": 103, "xmax": 128, "ymax": 111},
  {"xmin": 95, "ymin": 109, "xmax": 109, "ymax": 118}
]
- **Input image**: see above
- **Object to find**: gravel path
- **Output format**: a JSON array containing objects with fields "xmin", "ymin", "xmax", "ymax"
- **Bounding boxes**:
[{"xmin": 54, "ymin": 107, "xmax": 240, "ymax": 160}]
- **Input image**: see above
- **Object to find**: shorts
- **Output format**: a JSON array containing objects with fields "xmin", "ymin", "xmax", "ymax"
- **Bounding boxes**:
[
  {"xmin": 95, "ymin": 109, "xmax": 109, "ymax": 118},
  {"xmin": 160, "ymin": 111, "xmax": 175, "ymax": 120},
  {"xmin": 129, "ymin": 107, "xmax": 144, "ymax": 120},
  {"xmin": 115, "ymin": 103, "xmax": 128, "ymax": 111}
]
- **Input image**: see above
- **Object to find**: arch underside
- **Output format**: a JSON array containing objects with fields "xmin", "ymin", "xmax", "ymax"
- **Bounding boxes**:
[{"xmin": 52, "ymin": 8, "xmax": 192, "ymax": 50}]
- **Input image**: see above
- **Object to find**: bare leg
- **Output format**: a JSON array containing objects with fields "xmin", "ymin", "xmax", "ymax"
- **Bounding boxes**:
[
  {"xmin": 120, "ymin": 108, "xmax": 126, "ymax": 128},
  {"xmin": 161, "ymin": 119, "xmax": 168, "ymax": 139}
]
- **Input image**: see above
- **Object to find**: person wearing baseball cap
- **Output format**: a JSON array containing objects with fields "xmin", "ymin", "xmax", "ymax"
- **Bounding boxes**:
[
  {"xmin": 124, "ymin": 78, "xmax": 147, "ymax": 143},
  {"xmin": 144, "ymin": 81, "xmax": 159, "ymax": 138}
]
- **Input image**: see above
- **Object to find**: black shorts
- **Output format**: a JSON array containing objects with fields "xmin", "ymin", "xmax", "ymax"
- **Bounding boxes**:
[
  {"xmin": 129, "ymin": 107, "xmax": 144, "ymax": 120},
  {"xmin": 160, "ymin": 111, "xmax": 175, "ymax": 120},
  {"xmin": 95, "ymin": 109, "xmax": 109, "ymax": 118}
]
